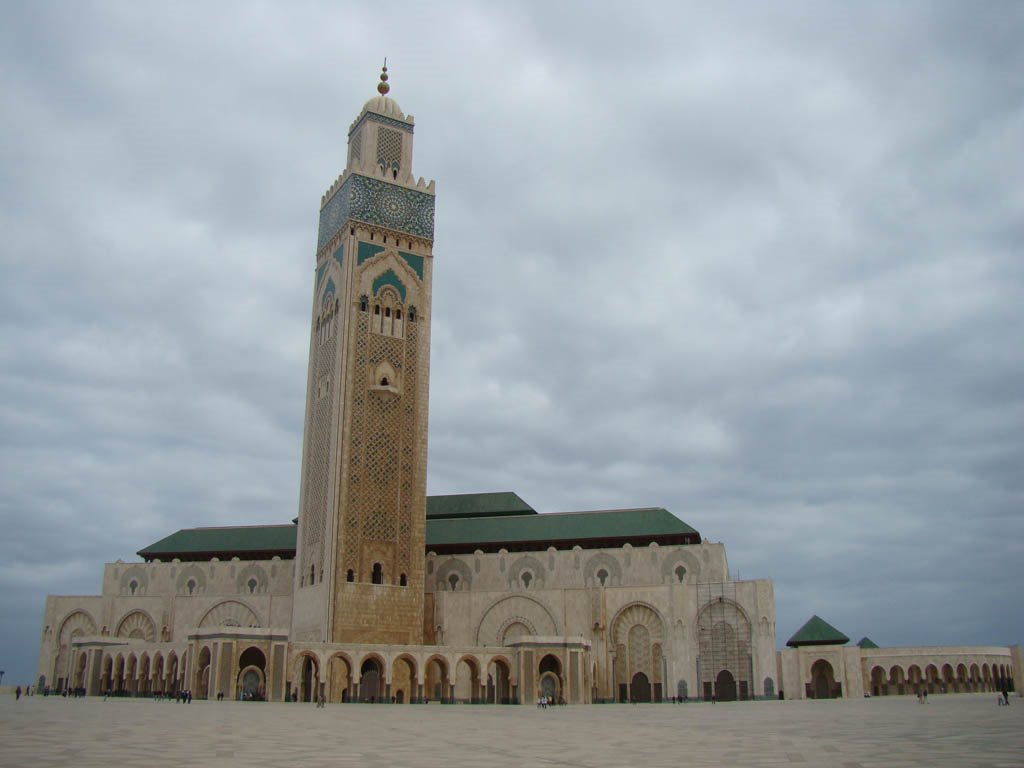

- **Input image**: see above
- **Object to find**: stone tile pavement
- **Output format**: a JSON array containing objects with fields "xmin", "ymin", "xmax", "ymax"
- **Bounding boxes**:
[{"xmin": 1, "ymin": 694, "xmax": 1021, "ymax": 768}]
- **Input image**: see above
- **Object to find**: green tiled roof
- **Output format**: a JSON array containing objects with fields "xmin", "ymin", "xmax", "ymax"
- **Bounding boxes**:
[
  {"xmin": 426, "ymin": 491, "xmax": 536, "ymax": 520},
  {"xmin": 426, "ymin": 507, "xmax": 699, "ymax": 554},
  {"xmin": 138, "ymin": 525, "xmax": 297, "ymax": 561},
  {"xmin": 856, "ymin": 636, "xmax": 880, "ymax": 649},
  {"xmin": 139, "ymin": 503, "xmax": 701, "ymax": 561},
  {"xmin": 786, "ymin": 615, "xmax": 850, "ymax": 647}
]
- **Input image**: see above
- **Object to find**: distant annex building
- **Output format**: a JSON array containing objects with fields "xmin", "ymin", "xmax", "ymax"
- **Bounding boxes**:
[{"xmin": 36, "ymin": 72, "xmax": 1019, "ymax": 704}]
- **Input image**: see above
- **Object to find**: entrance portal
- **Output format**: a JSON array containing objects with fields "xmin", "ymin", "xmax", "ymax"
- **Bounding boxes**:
[
  {"xmin": 715, "ymin": 670, "xmax": 737, "ymax": 701},
  {"xmin": 631, "ymin": 672, "xmax": 651, "ymax": 702},
  {"xmin": 810, "ymin": 659, "xmax": 837, "ymax": 699}
]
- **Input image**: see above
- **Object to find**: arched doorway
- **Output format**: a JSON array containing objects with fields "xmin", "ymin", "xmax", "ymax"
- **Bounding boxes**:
[
  {"xmin": 359, "ymin": 658, "xmax": 383, "ymax": 702},
  {"xmin": 715, "ymin": 669, "xmax": 737, "ymax": 701},
  {"xmin": 392, "ymin": 656, "xmax": 416, "ymax": 704},
  {"xmin": 73, "ymin": 651, "xmax": 88, "ymax": 692},
  {"xmin": 611, "ymin": 604, "xmax": 666, "ymax": 703},
  {"xmin": 100, "ymin": 655, "xmax": 113, "ymax": 694},
  {"xmin": 810, "ymin": 659, "xmax": 837, "ymax": 699},
  {"xmin": 539, "ymin": 654, "xmax": 562, "ymax": 703},
  {"xmin": 942, "ymin": 664, "xmax": 954, "ymax": 693},
  {"xmin": 487, "ymin": 658, "xmax": 512, "ymax": 704},
  {"xmin": 908, "ymin": 665, "xmax": 923, "ymax": 695},
  {"xmin": 425, "ymin": 657, "xmax": 448, "ymax": 702},
  {"xmin": 113, "ymin": 655, "xmax": 125, "ymax": 694},
  {"xmin": 631, "ymin": 672, "xmax": 651, "ymax": 702},
  {"xmin": 152, "ymin": 654, "xmax": 164, "ymax": 695},
  {"xmin": 677, "ymin": 679, "xmax": 689, "ymax": 701},
  {"xmin": 889, "ymin": 665, "xmax": 905, "ymax": 696},
  {"xmin": 697, "ymin": 600, "xmax": 753, "ymax": 701},
  {"xmin": 138, "ymin": 654, "xmax": 151, "ymax": 695},
  {"xmin": 925, "ymin": 664, "xmax": 939, "ymax": 694},
  {"xmin": 237, "ymin": 646, "xmax": 266, "ymax": 700},
  {"xmin": 300, "ymin": 655, "xmax": 319, "ymax": 702},
  {"xmin": 125, "ymin": 654, "xmax": 138, "ymax": 696},
  {"xmin": 195, "ymin": 647, "xmax": 211, "ymax": 699},
  {"xmin": 326, "ymin": 654, "xmax": 352, "ymax": 702},
  {"xmin": 455, "ymin": 657, "xmax": 481, "ymax": 703},
  {"xmin": 165, "ymin": 653, "xmax": 179, "ymax": 694}
]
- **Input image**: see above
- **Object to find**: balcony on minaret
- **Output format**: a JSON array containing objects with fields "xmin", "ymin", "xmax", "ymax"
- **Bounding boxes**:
[{"xmin": 369, "ymin": 362, "xmax": 401, "ymax": 400}]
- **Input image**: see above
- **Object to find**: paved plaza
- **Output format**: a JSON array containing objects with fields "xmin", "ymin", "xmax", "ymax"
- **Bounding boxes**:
[{"xmin": 2, "ymin": 694, "xmax": 1021, "ymax": 767}]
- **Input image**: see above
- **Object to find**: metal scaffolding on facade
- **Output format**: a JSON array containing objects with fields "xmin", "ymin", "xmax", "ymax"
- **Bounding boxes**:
[{"xmin": 695, "ymin": 580, "xmax": 754, "ymax": 701}]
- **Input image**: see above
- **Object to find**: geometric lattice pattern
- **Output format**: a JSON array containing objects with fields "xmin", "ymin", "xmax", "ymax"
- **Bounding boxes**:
[
  {"xmin": 318, "ymin": 174, "xmax": 435, "ymax": 250},
  {"xmin": 350, "ymin": 130, "xmax": 363, "ymax": 166},
  {"xmin": 342, "ymin": 294, "xmax": 420, "ymax": 580},
  {"xmin": 376, "ymin": 127, "xmax": 403, "ymax": 172}
]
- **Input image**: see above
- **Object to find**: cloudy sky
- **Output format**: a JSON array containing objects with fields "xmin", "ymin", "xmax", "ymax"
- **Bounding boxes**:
[{"xmin": 2, "ymin": 1, "xmax": 1022, "ymax": 685}]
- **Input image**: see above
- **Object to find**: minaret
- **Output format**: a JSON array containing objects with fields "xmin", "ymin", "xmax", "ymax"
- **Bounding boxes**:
[{"xmin": 291, "ymin": 66, "xmax": 435, "ymax": 645}]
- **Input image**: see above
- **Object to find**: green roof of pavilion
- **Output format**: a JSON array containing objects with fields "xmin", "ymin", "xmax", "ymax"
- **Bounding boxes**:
[
  {"xmin": 786, "ymin": 615, "xmax": 850, "ymax": 647},
  {"xmin": 856, "ymin": 636, "xmax": 880, "ymax": 649}
]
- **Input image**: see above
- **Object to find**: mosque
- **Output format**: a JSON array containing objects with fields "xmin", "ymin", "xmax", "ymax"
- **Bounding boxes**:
[{"xmin": 36, "ymin": 71, "xmax": 1020, "ymax": 704}]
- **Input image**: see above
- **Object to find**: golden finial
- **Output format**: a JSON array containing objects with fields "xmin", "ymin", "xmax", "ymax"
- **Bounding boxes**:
[{"xmin": 377, "ymin": 59, "xmax": 390, "ymax": 95}]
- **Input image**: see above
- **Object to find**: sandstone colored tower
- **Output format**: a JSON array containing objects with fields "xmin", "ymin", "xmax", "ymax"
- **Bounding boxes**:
[{"xmin": 291, "ymin": 68, "xmax": 434, "ymax": 645}]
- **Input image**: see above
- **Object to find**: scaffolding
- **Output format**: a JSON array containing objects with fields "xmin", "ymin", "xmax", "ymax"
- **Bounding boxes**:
[{"xmin": 695, "ymin": 581, "xmax": 754, "ymax": 701}]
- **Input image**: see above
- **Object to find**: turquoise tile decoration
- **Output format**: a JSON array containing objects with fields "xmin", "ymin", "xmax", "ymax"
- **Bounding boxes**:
[
  {"xmin": 372, "ymin": 269, "xmax": 406, "ymax": 302},
  {"xmin": 318, "ymin": 174, "xmax": 435, "ymax": 251},
  {"xmin": 356, "ymin": 241, "xmax": 423, "ymax": 280},
  {"xmin": 358, "ymin": 241, "xmax": 385, "ymax": 264},
  {"xmin": 399, "ymin": 250, "xmax": 424, "ymax": 279},
  {"xmin": 333, "ymin": 244, "xmax": 344, "ymax": 268},
  {"xmin": 321, "ymin": 277, "xmax": 336, "ymax": 307},
  {"xmin": 315, "ymin": 261, "xmax": 328, "ymax": 287}
]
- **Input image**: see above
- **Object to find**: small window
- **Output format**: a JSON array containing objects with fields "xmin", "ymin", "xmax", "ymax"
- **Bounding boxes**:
[
  {"xmin": 448, "ymin": 574, "xmax": 459, "ymax": 591},
  {"xmin": 248, "ymin": 578, "xmax": 258, "ymax": 594},
  {"xmin": 380, "ymin": 376, "xmax": 389, "ymax": 386},
  {"xmin": 346, "ymin": 569, "xmax": 354, "ymax": 583},
  {"xmin": 674, "ymin": 565, "xmax": 686, "ymax": 583},
  {"xmin": 596, "ymin": 569, "xmax": 608, "ymax": 587},
  {"xmin": 129, "ymin": 580, "xmax": 138, "ymax": 596},
  {"xmin": 521, "ymin": 572, "xmax": 532, "ymax": 589},
  {"xmin": 372, "ymin": 562, "xmax": 383, "ymax": 585},
  {"xmin": 395, "ymin": 310, "xmax": 402, "ymax": 320},
  {"xmin": 310, "ymin": 565, "xmax": 316, "ymax": 585},
  {"xmin": 409, "ymin": 307, "xmax": 417, "ymax": 322},
  {"xmin": 360, "ymin": 297, "xmax": 368, "ymax": 312},
  {"xmin": 385, "ymin": 307, "xmax": 391, "ymax": 318},
  {"xmin": 399, "ymin": 573, "xmax": 407, "ymax": 587},
  {"xmin": 187, "ymin": 579, "xmax": 196, "ymax": 595},
  {"xmin": 374, "ymin": 305, "xmax": 381, "ymax": 315}
]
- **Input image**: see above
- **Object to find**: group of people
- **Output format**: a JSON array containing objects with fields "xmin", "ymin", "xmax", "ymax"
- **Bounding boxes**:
[
  {"xmin": 535, "ymin": 695, "xmax": 564, "ymax": 708},
  {"xmin": 14, "ymin": 685, "xmax": 34, "ymax": 699}
]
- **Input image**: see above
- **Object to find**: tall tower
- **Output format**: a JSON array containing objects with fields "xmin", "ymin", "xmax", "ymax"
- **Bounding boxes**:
[{"xmin": 291, "ymin": 67, "xmax": 435, "ymax": 645}]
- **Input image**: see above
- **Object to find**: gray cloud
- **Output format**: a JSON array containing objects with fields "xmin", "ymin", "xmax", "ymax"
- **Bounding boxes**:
[{"xmin": 2, "ymin": 0, "xmax": 1022, "ymax": 683}]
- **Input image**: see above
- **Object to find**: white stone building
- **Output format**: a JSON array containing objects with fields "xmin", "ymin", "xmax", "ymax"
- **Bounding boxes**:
[{"xmin": 36, "ymin": 72, "xmax": 1018, "ymax": 705}]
